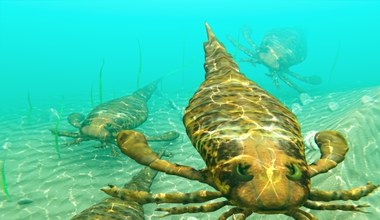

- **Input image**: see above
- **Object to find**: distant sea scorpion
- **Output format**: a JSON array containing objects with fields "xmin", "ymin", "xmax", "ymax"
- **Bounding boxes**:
[
  {"xmin": 50, "ymin": 80, "xmax": 179, "ymax": 153},
  {"xmin": 102, "ymin": 24, "xmax": 378, "ymax": 219},
  {"xmin": 228, "ymin": 27, "xmax": 321, "ymax": 93},
  {"xmin": 71, "ymin": 149, "xmax": 168, "ymax": 220}
]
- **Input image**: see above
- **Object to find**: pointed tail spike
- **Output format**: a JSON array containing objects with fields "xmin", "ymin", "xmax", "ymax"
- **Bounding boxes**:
[
  {"xmin": 203, "ymin": 23, "xmax": 241, "ymax": 79},
  {"xmin": 205, "ymin": 22, "xmax": 215, "ymax": 42}
]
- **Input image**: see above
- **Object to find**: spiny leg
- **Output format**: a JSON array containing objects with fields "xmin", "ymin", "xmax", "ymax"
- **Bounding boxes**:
[
  {"xmin": 285, "ymin": 208, "xmax": 317, "ymax": 220},
  {"xmin": 266, "ymin": 71, "xmax": 280, "ymax": 88},
  {"xmin": 156, "ymin": 200, "xmax": 229, "ymax": 217},
  {"xmin": 241, "ymin": 27, "xmax": 258, "ymax": 52},
  {"xmin": 309, "ymin": 182, "xmax": 378, "ymax": 202},
  {"xmin": 109, "ymin": 144, "xmax": 120, "ymax": 157},
  {"xmin": 308, "ymin": 130, "xmax": 348, "ymax": 177},
  {"xmin": 218, "ymin": 207, "xmax": 247, "ymax": 220},
  {"xmin": 145, "ymin": 130, "xmax": 180, "ymax": 142},
  {"xmin": 278, "ymin": 72, "xmax": 305, "ymax": 93},
  {"xmin": 49, "ymin": 128, "xmax": 86, "ymax": 146},
  {"xmin": 304, "ymin": 200, "xmax": 369, "ymax": 212},
  {"xmin": 49, "ymin": 128, "xmax": 80, "ymax": 139},
  {"xmin": 101, "ymin": 185, "xmax": 223, "ymax": 204},
  {"xmin": 240, "ymin": 57, "xmax": 260, "ymax": 66},
  {"xmin": 286, "ymin": 70, "xmax": 322, "ymax": 85},
  {"xmin": 116, "ymin": 130, "xmax": 214, "ymax": 186},
  {"xmin": 226, "ymin": 35, "xmax": 257, "ymax": 59}
]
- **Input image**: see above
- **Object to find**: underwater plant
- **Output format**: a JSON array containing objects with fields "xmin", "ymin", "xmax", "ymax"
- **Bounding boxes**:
[
  {"xmin": 136, "ymin": 40, "xmax": 142, "ymax": 89},
  {"xmin": 98, "ymin": 60, "xmax": 105, "ymax": 104},
  {"xmin": 181, "ymin": 39, "xmax": 186, "ymax": 85},
  {"xmin": 90, "ymin": 83, "xmax": 94, "ymax": 108},
  {"xmin": 1, "ymin": 143, "xmax": 11, "ymax": 202},
  {"xmin": 328, "ymin": 39, "xmax": 341, "ymax": 84},
  {"xmin": 26, "ymin": 91, "xmax": 33, "ymax": 123},
  {"xmin": 53, "ymin": 121, "xmax": 61, "ymax": 159},
  {"xmin": 53, "ymin": 97, "xmax": 64, "ymax": 159}
]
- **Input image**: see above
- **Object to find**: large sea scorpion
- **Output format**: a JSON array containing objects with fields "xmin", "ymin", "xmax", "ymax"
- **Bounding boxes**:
[
  {"xmin": 102, "ymin": 24, "xmax": 378, "ymax": 219},
  {"xmin": 51, "ymin": 80, "xmax": 179, "ymax": 152}
]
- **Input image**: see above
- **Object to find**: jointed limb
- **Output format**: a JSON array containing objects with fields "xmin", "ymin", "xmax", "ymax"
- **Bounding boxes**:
[
  {"xmin": 240, "ymin": 58, "xmax": 260, "ymax": 66},
  {"xmin": 304, "ymin": 200, "xmax": 369, "ymax": 212},
  {"xmin": 49, "ymin": 128, "xmax": 80, "ymax": 138},
  {"xmin": 286, "ymin": 70, "xmax": 322, "ymax": 85},
  {"xmin": 226, "ymin": 35, "xmax": 257, "ymax": 58},
  {"xmin": 49, "ymin": 128, "xmax": 88, "ymax": 145},
  {"xmin": 219, "ymin": 207, "xmax": 247, "ymax": 220},
  {"xmin": 101, "ymin": 185, "xmax": 223, "ymax": 204},
  {"xmin": 241, "ymin": 27, "xmax": 258, "ymax": 52},
  {"xmin": 156, "ymin": 200, "xmax": 229, "ymax": 216},
  {"xmin": 285, "ymin": 208, "xmax": 317, "ymax": 220},
  {"xmin": 116, "ymin": 130, "xmax": 215, "ymax": 186},
  {"xmin": 278, "ymin": 72, "xmax": 305, "ymax": 93},
  {"xmin": 309, "ymin": 182, "xmax": 378, "ymax": 201},
  {"xmin": 145, "ymin": 130, "xmax": 180, "ymax": 142}
]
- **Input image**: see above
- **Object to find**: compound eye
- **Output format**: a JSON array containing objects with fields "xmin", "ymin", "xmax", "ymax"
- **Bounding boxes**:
[
  {"xmin": 234, "ymin": 163, "xmax": 253, "ymax": 182},
  {"xmin": 286, "ymin": 163, "xmax": 302, "ymax": 181}
]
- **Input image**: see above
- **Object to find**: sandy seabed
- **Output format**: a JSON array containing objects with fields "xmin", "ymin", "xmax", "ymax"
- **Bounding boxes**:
[{"xmin": 1, "ymin": 85, "xmax": 379, "ymax": 220}]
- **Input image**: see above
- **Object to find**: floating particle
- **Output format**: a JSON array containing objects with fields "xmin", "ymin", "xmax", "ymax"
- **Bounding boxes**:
[
  {"xmin": 299, "ymin": 93, "xmax": 313, "ymax": 106},
  {"xmin": 328, "ymin": 102, "xmax": 339, "ymax": 112},
  {"xmin": 291, "ymin": 103, "xmax": 302, "ymax": 114},
  {"xmin": 360, "ymin": 95, "xmax": 374, "ymax": 104}
]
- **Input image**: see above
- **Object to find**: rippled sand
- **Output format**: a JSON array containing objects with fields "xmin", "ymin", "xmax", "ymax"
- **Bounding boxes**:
[{"xmin": 1, "ymin": 86, "xmax": 379, "ymax": 220}]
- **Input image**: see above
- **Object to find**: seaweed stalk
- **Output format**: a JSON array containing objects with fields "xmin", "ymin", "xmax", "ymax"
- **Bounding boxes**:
[
  {"xmin": 54, "ymin": 121, "xmax": 61, "ymax": 159},
  {"xmin": 27, "ymin": 91, "xmax": 33, "ymax": 123},
  {"xmin": 90, "ymin": 83, "xmax": 94, "ymax": 108},
  {"xmin": 136, "ymin": 39, "xmax": 142, "ymax": 89},
  {"xmin": 99, "ymin": 60, "xmax": 105, "ymax": 104},
  {"xmin": 181, "ymin": 38, "xmax": 186, "ymax": 85},
  {"xmin": 53, "ymin": 97, "xmax": 64, "ymax": 159},
  {"xmin": 1, "ymin": 143, "xmax": 11, "ymax": 201},
  {"xmin": 328, "ymin": 38, "xmax": 341, "ymax": 84}
]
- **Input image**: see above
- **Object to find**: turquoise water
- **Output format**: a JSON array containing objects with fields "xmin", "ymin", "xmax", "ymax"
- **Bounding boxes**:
[{"xmin": 1, "ymin": 1, "xmax": 380, "ymax": 219}]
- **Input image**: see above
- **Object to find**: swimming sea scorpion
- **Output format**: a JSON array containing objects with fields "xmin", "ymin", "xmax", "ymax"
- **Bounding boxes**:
[
  {"xmin": 102, "ymin": 24, "xmax": 378, "ymax": 219},
  {"xmin": 71, "ymin": 149, "xmax": 168, "ymax": 220},
  {"xmin": 51, "ymin": 80, "xmax": 179, "ymax": 152},
  {"xmin": 228, "ymin": 28, "xmax": 321, "ymax": 93}
]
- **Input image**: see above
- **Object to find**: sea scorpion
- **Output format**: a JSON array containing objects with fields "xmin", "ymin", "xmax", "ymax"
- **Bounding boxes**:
[
  {"xmin": 102, "ymin": 24, "xmax": 378, "ymax": 219},
  {"xmin": 228, "ymin": 28, "xmax": 321, "ymax": 93},
  {"xmin": 51, "ymin": 80, "xmax": 179, "ymax": 151},
  {"xmin": 71, "ymin": 149, "xmax": 168, "ymax": 220}
]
